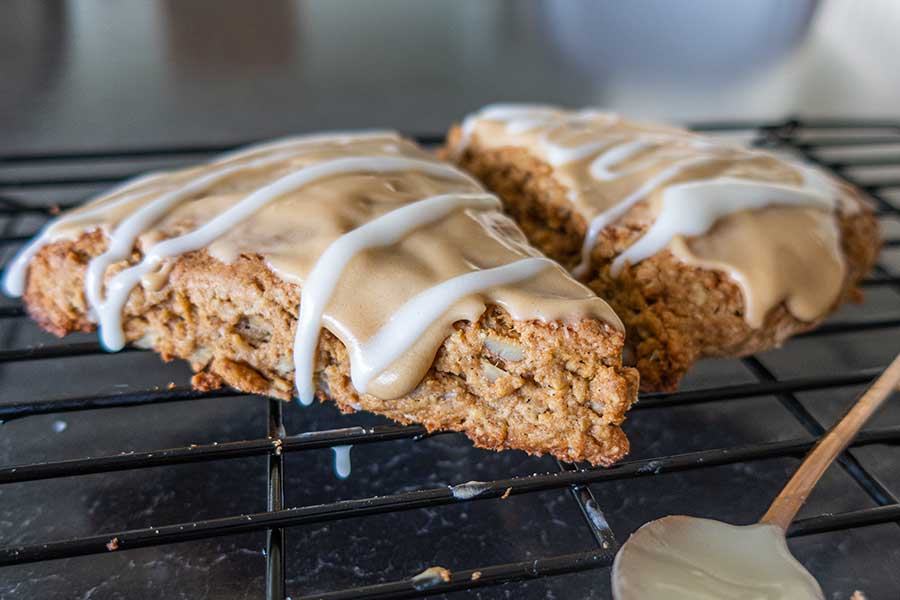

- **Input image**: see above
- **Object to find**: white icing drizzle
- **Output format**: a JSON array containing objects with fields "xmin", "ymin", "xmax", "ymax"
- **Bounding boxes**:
[
  {"xmin": 544, "ymin": 139, "xmax": 611, "ymax": 167},
  {"xmin": 340, "ymin": 257, "xmax": 552, "ymax": 395},
  {"xmin": 541, "ymin": 114, "xmax": 621, "ymax": 166},
  {"xmin": 293, "ymin": 192, "xmax": 500, "ymax": 404},
  {"xmin": 458, "ymin": 104, "xmax": 561, "ymax": 155},
  {"xmin": 458, "ymin": 104, "xmax": 843, "ymax": 283},
  {"xmin": 583, "ymin": 154, "xmax": 839, "ymax": 278},
  {"xmin": 611, "ymin": 177, "xmax": 836, "ymax": 276},
  {"xmin": 588, "ymin": 137, "xmax": 710, "ymax": 180},
  {"xmin": 85, "ymin": 151, "xmax": 304, "ymax": 333},
  {"xmin": 216, "ymin": 130, "xmax": 397, "ymax": 162},
  {"xmin": 471, "ymin": 103, "xmax": 561, "ymax": 134},
  {"xmin": 331, "ymin": 445, "xmax": 352, "ymax": 479},
  {"xmin": 2, "ymin": 172, "xmax": 165, "ymax": 297},
  {"xmin": 573, "ymin": 156, "xmax": 716, "ymax": 277},
  {"xmin": 92, "ymin": 156, "xmax": 479, "ymax": 352},
  {"xmin": 7, "ymin": 133, "xmax": 593, "ymax": 406},
  {"xmin": 3, "ymin": 132, "xmax": 392, "ymax": 299}
]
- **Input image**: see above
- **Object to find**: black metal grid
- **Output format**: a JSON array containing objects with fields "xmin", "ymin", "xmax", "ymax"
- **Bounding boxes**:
[{"xmin": 0, "ymin": 120, "xmax": 898, "ymax": 598}]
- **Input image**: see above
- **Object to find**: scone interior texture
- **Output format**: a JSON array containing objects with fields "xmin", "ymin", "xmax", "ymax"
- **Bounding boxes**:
[
  {"xmin": 5, "ymin": 131, "xmax": 638, "ymax": 466},
  {"xmin": 447, "ymin": 105, "xmax": 880, "ymax": 391}
]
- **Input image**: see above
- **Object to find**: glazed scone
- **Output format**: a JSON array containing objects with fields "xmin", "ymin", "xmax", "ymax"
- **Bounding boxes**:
[
  {"xmin": 5, "ymin": 131, "xmax": 638, "ymax": 466},
  {"xmin": 446, "ymin": 105, "xmax": 879, "ymax": 391}
]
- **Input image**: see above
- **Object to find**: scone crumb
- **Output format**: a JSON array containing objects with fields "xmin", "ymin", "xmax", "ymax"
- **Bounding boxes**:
[
  {"xmin": 850, "ymin": 592, "xmax": 866, "ymax": 600},
  {"xmin": 470, "ymin": 570, "xmax": 482, "ymax": 581},
  {"xmin": 501, "ymin": 487, "xmax": 512, "ymax": 500},
  {"xmin": 106, "ymin": 537, "xmax": 119, "ymax": 551},
  {"xmin": 167, "ymin": 381, "xmax": 176, "ymax": 390},
  {"xmin": 191, "ymin": 371, "xmax": 223, "ymax": 392}
]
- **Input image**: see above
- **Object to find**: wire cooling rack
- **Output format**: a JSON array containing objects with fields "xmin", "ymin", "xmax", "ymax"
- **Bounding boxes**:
[{"xmin": 0, "ymin": 120, "xmax": 898, "ymax": 599}]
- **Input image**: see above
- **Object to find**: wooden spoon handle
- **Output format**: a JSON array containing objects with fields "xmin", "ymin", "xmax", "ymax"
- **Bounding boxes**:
[{"xmin": 760, "ymin": 352, "xmax": 900, "ymax": 530}]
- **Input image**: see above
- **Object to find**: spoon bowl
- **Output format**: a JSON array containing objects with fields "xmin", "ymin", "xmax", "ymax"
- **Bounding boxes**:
[
  {"xmin": 611, "ymin": 515, "xmax": 823, "ymax": 599},
  {"xmin": 612, "ymin": 351, "xmax": 900, "ymax": 599}
]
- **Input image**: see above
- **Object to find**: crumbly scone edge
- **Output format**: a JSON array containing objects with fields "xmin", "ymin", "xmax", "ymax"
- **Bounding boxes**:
[{"xmin": 22, "ymin": 230, "xmax": 639, "ymax": 466}]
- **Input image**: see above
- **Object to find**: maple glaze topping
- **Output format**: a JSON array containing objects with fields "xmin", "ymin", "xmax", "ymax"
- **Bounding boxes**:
[
  {"xmin": 456, "ymin": 105, "xmax": 861, "ymax": 328},
  {"xmin": 5, "ymin": 131, "xmax": 621, "ymax": 401}
]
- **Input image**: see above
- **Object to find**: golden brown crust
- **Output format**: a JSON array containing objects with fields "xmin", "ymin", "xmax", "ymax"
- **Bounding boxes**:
[
  {"xmin": 446, "ymin": 126, "xmax": 881, "ymax": 391},
  {"xmin": 22, "ymin": 230, "xmax": 638, "ymax": 466}
]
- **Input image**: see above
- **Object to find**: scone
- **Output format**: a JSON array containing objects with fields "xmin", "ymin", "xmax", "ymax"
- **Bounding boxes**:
[
  {"xmin": 4, "ymin": 131, "xmax": 638, "ymax": 466},
  {"xmin": 446, "ymin": 105, "xmax": 879, "ymax": 391}
]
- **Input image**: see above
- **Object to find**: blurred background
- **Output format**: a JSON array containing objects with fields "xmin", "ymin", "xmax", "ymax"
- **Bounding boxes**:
[{"xmin": 2, "ymin": 0, "xmax": 900, "ymax": 151}]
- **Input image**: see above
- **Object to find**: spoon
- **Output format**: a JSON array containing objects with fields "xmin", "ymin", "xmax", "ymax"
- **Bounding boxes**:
[{"xmin": 612, "ymin": 352, "xmax": 900, "ymax": 599}]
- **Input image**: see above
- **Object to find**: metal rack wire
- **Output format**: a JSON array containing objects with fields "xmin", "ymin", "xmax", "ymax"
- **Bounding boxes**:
[{"xmin": 0, "ymin": 120, "xmax": 898, "ymax": 598}]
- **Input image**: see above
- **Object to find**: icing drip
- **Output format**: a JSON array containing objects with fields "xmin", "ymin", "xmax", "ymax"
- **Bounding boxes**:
[
  {"xmin": 3, "ymin": 172, "xmax": 166, "ymax": 298},
  {"xmin": 86, "ymin": 151, "xmax": 304, "ymax": 338},
  {"xmin": 293, "ymin": 192, "xmax": 499, "ymax": 404},
  {"xmin": 670, "ymin": 207, "xmax": 844, "ymax": 328},
  {"xmin": 343, "ymin": 257, "xmax": 552, "ymax": 396},
  {"xmin": 32, "ymin": 132, "xmax": 413, "ymax": 310},
  {"xmin": 4, "ymin": 131, "xmax": 619, "ymax": 402},
  {"xmin": 610, "ymin": 177, "xmax": 835, "ymax": 276},
  {"xmin": 331, "ymin": 445, "xmax": 352, "ymax": 479},
  {"xmin": 575, "ymin": 155, "xmax": 714, "ymax": 278},
  {"xmin": 457, "ymin": 104, "xmax": 856, "ymax": 327},
  {"xmin": 92, "ymin": 155, "xmax": 479, "ymax": 352}
]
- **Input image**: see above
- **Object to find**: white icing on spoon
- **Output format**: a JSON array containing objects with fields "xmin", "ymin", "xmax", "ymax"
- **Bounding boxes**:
[
  {"xmin": 612, "ymin": 352, "xmax": 900, "ymax": 599},
  {"xmin": 612, "ymin": 517, "xmax": 823, "ymax": 600}
]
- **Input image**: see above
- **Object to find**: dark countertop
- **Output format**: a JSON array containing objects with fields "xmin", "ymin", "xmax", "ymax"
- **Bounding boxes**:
[{"xmin": 1, "ymin": 2, "xmax": 899, "ymax": 598}]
